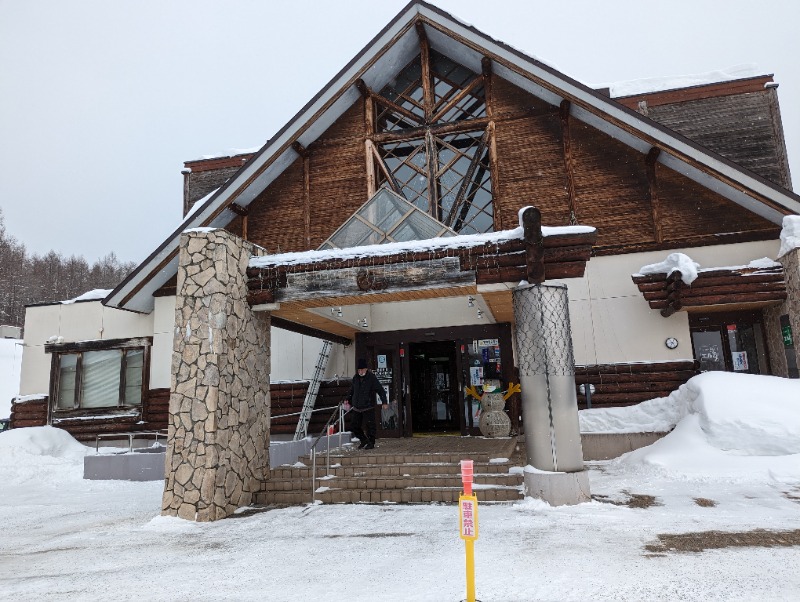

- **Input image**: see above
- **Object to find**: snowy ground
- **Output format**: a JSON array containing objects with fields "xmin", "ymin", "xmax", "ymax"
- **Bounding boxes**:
[{"xmin": 1, "ymin": 373, "xmax": 800, "ymax": 601}]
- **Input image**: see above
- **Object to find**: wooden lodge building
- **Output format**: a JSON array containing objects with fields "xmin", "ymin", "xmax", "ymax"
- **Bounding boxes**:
[{"xmin": 12, "ymin": 1, "xmax": 800, "ymax": 452}]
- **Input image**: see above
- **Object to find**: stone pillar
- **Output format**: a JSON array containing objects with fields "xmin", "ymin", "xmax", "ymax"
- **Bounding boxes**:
[
  {"xmin": 162, "ymin": 229, "xmax": 271, "ymax": 521},
  {"xmin": 777, "ymin": 247, "xmax": 800, "ymax": 375},
  {"xmin": 512, "ymin": 283, "xmax": 590, "ymax": 505}
]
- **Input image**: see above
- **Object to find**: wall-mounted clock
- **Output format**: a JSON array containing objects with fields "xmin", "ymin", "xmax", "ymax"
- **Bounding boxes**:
[{"xmin": 665, "ymin": 337, "xmax": 679, "ymax": 350}]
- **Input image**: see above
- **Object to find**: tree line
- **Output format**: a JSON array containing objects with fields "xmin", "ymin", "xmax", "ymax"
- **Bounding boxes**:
[{"xmin": 0, "ymin": 210, "xmax": 136, "ymax": 330}]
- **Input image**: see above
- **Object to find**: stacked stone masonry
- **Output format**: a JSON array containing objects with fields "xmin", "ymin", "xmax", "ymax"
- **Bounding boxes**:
[{"xmin": 162, "ymin": 229, "xmax": 271, "ymax": 521}]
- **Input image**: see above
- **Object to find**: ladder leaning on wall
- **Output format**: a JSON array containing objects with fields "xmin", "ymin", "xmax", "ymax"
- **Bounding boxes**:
[{"xmin": 293, "ymin": 340, "xmax": 333, "ymax": 441}]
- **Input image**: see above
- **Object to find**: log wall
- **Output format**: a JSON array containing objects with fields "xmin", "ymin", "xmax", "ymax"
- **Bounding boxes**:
[
  {"xmin": 574, "ymin": 361, "xmax": 699, "ymax": 408},
  {"xmin": 271, "ymin": 379, "xmax": 352, "ymax": 436},
  {"xmin": 9, "ymin": 398, "xmax": 48, "ymax": 429}
]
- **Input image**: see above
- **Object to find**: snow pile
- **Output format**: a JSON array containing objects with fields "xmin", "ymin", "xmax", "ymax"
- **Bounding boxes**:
[
  {"xmin": 0, "ymin": 426, "xmax": 88, "ymax": 484},
  {"xmin": 580, "ymin": 392, "xmax": 688, "ymax": 434},
  {"xmin": 778, "ymin": 214, "xmax": 800, "ymax": 258},
  {"xmin": 0, "ymin": 338, "xmax": 22, "ymax": 419},
  {"xmin": 637, "ymin": 252, "xmax": 700, "ymax": 284},
  {"xmin": 608, "ymin": 373, "xmax": 800, "ymax": 481}
]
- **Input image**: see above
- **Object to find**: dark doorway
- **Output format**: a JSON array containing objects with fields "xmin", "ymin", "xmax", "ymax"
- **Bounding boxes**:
[
  {"xmin": 409, "ymin": 340, "xmax": 460, "ymax": 433},
  {"xmin": 690, "ymin": 310, "xmax": 770, "ymax": 374}
]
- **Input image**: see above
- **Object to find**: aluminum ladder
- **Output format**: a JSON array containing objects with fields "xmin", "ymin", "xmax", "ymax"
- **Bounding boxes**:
[{"xmin": 293, "ymin": 340, "xmax": 332, "ymax": 441}]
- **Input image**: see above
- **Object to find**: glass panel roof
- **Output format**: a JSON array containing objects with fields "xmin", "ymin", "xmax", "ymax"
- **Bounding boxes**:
[{"xmin": 319, "ymin": 188, "xmax": 455, "ymax": 250}]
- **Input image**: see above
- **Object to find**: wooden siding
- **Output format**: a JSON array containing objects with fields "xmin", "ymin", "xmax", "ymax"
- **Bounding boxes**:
[
  {"xmin": 9, "ymin": 398, "xmax": 48, "ymax": 429},
  {"xmin": 645, "ymin": 89, "xmax": 792, "ymax": 189},
  {"xmin": 184, "ymin": 74, "xmax": 784, "ymax": 264},
  {"xmin": 574, "ymin": 361, "xmax": 699, "ymax": 408},
  {"xmin": 271, "ymin": 379, "xmax": 352, "ymax": 436}
]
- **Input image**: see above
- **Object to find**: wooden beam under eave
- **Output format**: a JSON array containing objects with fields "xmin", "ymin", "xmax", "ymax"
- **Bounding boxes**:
[
  {"xmin": 416, "ymin": 21, "xmax": 434, "ymax": 122},
  {"xmin": 646, "ymin": 147, "xmax": 663, "ymax": 243},
  {"xmin": 292, "ymin": 142, "xmax": 312, "ymax": 247},
  {"xmin": 364, "ymin": 95, "xmax": 377, "ymax": 198},
  {"xmin": 482, "ymin": 57, "xmax": 494, "ymax": 120},
  {"xmin": 486, "ymin": 121, "xmax": 503, "ymax": 230},
  {"xmin": 559, "ymin": 100, "xmax": 578, "ymax": 225}
]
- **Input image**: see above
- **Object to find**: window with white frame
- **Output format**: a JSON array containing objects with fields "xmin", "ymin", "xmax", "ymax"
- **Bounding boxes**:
[{"xmin": 49, "ymin": 339, "xmax": 149, "ymax": 411}]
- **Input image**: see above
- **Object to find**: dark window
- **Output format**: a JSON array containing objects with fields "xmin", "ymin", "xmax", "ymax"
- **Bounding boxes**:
[{"xmin": 52, "ymin": 346, "xmax": 147, "ymax": 411}]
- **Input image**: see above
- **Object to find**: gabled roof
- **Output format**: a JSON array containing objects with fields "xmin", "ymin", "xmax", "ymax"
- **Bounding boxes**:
[{"xmin": 105, "ymin": 0, "xmax": 800, "ymax": 313}]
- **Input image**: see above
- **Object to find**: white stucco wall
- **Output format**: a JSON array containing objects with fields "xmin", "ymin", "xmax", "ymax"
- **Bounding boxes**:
[
  {"xmin": 19, "ymin": 300, "xmax": 154, "ymax": 396},
  {"xmin": 559, "ymin": 239, "xmax": 781, "ymax": 366}
]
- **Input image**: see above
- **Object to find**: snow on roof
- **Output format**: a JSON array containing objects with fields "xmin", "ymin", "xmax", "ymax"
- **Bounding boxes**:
[
  {"xmin": 601, "ymin": 63, "xmax": 762, "ymax": 98},
  {"xmin": 635, "ymin": 255, "xmax": 781, "ymax": 285},
  {"xmin": 637, "ymin": 253, "xmax": 700, "ymax": 285},
  {"xmin": 61, "ymin": 289, "xmax": 112, "ymax": 304},
  {"xmin": 193, "ymin": 147, "xmax": 261, "ymax": 162},
  {"xmin": 250, "ymin": 225, "xmax": 595, "ymax": 269},
  {"xmin": 778, "ymin": 214, "xmax": 800, "ymax": 258}
]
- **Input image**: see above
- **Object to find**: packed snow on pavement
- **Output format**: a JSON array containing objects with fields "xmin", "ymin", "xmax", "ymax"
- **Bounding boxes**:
[{"xmin": 1, "ymin": 372, "xmax": 799, "ymax": 601}]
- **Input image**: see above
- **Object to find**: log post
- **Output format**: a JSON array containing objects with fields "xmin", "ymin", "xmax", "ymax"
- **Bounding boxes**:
[
  {"xmin": 521, "ymin": 206, "xmax": 545, "ymax": 284},
  {"xmin": 293, "ymin": 142, "xmax": 311, "ymax": 248},
  {"xmin": 646, "ymin": 147, "xmax": 663, "ymax": 243},
  {"xmin": 559, "ymin": 100, "xmax": 578, "ymax": 225}
]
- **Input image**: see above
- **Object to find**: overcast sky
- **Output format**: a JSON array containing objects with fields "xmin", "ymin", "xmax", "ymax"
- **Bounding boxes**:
[{"xmin": 2, "ymin": 0, "xmax": 799, "ymax": 264}]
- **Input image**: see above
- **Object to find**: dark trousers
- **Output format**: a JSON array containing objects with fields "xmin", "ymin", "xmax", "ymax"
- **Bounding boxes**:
[{"xmin": 350, "ymin": 408, "xmax": 376, "ymax": 444}]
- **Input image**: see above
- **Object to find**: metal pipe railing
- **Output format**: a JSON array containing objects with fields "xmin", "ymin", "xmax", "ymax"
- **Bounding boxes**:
[{"xmin": 310, "ymin": 402, "xmax": 350, "ymax": 502}]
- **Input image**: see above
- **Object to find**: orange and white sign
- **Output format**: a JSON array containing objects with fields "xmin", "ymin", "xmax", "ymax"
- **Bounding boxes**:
[{"xmin": 459, "ymin": 494, "xmax": 479, "ymax": 541}]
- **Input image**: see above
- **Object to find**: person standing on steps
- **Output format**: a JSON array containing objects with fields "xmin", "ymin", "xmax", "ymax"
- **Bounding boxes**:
[{"xmin": 347, "ymin": 358, "xmax": 388, "ymax": 450}]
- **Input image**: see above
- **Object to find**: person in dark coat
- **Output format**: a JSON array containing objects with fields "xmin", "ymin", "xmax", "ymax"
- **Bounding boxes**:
[{"xmin": 347, "ymin": 358, "xmax": 388, "ymax": 449}]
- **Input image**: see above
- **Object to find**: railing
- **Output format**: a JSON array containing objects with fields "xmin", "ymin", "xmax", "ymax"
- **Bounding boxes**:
[
  {"xmin": 308, "ymin": 402, "xmax": 350, "ymax": 503},
  {"xmin": 94, "ymin": 430, "xmax": 168, "ymax": 454}
]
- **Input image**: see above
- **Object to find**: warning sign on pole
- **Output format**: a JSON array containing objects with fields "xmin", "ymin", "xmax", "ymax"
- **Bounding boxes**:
[{"xmin": 459, "ymin": 494, "xmax": 479, "ymax": 540}]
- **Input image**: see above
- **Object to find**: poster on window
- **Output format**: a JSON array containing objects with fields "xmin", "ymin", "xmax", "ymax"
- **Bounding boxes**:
[
  {"xmin": 731, "ymin": 351, "xmax": 749, "ymax": 371},
  {"xmin": 469, "ymin": 366, "xmax": 483, "ymax": 386}
]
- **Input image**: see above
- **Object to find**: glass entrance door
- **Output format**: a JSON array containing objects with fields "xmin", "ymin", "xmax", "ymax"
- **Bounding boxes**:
[
  {"xmin": 409, "ymin": 341, "xmax": 460, "ymax": 433},
  {"xmin": 690, "ymin": 311, "xmax": 769, "ymax": 374}
]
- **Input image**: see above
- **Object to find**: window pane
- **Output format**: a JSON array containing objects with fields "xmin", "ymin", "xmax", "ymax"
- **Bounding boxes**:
[
  {"xmin": 81, "ymin": 350, "xmax": 122, "ymax": 408},
  {"xmin": 57, "ymin": 354, "xmax": 78, "ymax": 409},
  {"xmin": 124, "ymin": 349, "xmax": 144, "ymax": 406}
]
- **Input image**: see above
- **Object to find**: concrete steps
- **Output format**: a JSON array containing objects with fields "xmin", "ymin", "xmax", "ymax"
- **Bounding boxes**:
[{"xmin": 256, "ymin": 446, "xmax": 524, "ymax": 506}]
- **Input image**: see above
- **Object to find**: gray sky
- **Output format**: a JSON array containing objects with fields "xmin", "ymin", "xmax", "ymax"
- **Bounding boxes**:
[{"xmin": 2, "ymin": 0, "xmax": 799, "ymax": 264}]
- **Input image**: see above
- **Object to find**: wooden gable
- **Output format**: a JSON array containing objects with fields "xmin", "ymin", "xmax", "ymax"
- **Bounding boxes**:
[{"xmin": 230, "ymin": 69, "xmax": 779, "ymax": 258}]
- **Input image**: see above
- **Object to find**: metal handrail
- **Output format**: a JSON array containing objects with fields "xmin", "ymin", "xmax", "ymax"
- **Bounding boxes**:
[
  {"xmin": 271, "ymin": 405, "xmax": 340, "ymax": 420},
  {"xmin": 95, "ymin": 430, "xmax": 168, "ymax": 454},
  {"xmin": 310, "ymin": 402, "xmax": 350, "ymax": 502}
]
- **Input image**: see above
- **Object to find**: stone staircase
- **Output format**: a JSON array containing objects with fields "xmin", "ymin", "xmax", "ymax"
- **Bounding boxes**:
[{"xmin": 256, "ymin": 437, "xmax": 525, "ymax": 506}]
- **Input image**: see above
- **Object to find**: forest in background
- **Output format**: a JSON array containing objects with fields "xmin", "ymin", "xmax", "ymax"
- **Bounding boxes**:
[{"xmin": 0, "ymin": 210, "xmax": 136, "ymax": 330}]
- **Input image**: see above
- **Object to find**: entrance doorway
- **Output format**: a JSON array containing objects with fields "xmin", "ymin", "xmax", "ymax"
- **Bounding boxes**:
[
  {"xmin": 358, "ymin": 323, "xmax": 515, "ymax": 437},
  {"xmin": 409, "ymin": 341, "xmax": 459, "ymax": 433},
  {"xmin": 690, "ymin": 311, "xmax": 770, "ymax": 374}
]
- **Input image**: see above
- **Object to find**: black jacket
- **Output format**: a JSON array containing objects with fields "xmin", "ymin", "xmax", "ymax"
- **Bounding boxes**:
[{"xmin": 348, "ymin": 370, "xmax": 388, "ymax": 411}]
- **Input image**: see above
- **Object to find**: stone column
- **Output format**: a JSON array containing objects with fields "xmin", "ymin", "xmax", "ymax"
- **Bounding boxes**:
[
  {"xmin": 162, "ymin": 229, "xmax": 271, "ymax": 522},
  {"xmin": 777, "ymin": 246, "xmax": 800, "ymax": 375},
  {"xmin": 513, "ymin": 283, "xmax": 590, "ymax": 505}
]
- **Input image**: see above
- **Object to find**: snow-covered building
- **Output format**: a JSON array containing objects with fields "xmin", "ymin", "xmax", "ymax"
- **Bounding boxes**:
[{"xmin": 11, "ymin": 2, "xmax": 800, "ymax": 518}]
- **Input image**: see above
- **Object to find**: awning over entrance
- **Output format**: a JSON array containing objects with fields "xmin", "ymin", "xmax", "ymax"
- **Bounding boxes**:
[
  {"xmin": 632, "ymin": 262, "xmax": 786, "ymax": 318},
  {"xmin": 246, "ymin": 207, "xmax": 596, "ymax": 341}
]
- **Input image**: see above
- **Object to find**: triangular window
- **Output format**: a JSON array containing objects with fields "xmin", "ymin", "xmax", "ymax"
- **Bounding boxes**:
[
  {"xmin": 370, "ymin": 49, "xmax": 493, "ymax": 236},
  {"xmin": 318, "ymin": 188, "xmax": 455, "ymax": 250}
]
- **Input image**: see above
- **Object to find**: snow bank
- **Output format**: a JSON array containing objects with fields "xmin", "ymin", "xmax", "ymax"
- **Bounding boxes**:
[
  {"xmin": 637, "ymin": 252, "xmax": 699, "ymax": 285},
  {"xmin": 580, "ymin": 393, "xmax": 688, "ymax": 434},
  {"xmin": 778, "ymin": 214, "xmax": 800, "ymax": 258},
  {"xmin": 0, "ymin": 337, "xmax": 22, "ymax": 419},
  {"xmin": 607, "ymin": 373, "xmax": 800, "ymax": 481},
  {"xmin": 0, "ymin": 426, "xmax": 88, "ymax": 485}
]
